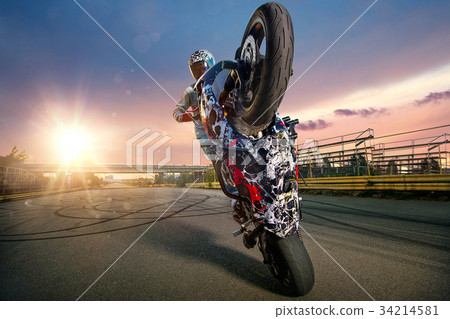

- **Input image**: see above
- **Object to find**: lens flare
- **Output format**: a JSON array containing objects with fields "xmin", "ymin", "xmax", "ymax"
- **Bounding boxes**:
[{"xmin": 54, "ymin": 127, "xmax": 91, "ymax": 163}]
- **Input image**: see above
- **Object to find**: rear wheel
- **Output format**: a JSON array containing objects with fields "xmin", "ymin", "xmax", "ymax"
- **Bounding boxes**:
[
  {"xmin": 232, "ymin": 2, "xmax": 294, "ymax": 136},
  {"xmin": 262, "ymin": 230, "xmax": 314, "ymax": 296}
]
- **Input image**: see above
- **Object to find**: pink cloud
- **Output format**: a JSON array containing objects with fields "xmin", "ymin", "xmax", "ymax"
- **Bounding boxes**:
[
  {"xmin": 414, "ymin": 89, "xmax": 450, "ymax": 106},
  {"xmin": 334, "ymin": 107, "xmax": 386, "ymax": 117},
  {"xmin": 296, "ymin": 119, "xmax": 331, "ymax": 131}
]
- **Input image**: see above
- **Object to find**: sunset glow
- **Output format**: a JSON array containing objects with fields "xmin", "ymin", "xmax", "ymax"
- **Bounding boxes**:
[{"xmin": 54, "ymin": 127, "xmax": 92, "ymax": 164}]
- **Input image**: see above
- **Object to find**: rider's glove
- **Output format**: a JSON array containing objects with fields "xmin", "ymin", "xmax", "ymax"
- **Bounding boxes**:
[{"xmin": 181, "ymin": 113, "xmax": 193, "ymax": 122}]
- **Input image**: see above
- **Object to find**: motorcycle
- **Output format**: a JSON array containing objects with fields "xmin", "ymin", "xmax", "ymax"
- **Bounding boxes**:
[{"xmin": 194, "ymin": 2, "xmax": 314, "ymax": 296}]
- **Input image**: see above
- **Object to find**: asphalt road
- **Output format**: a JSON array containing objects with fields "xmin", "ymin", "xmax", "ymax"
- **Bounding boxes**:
[{"xmin": 0, "ymin": 185, "xmax": 449, "ymax": 301}]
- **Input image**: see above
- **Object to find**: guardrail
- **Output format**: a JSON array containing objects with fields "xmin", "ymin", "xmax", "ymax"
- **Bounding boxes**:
[
  {"xmin": 188, "ymin": 175, "xmax": 450, "ymax": 192},
  {"xmin": 300, "ymin": 174, "xmax": 450, "ymax": 191},
  {"xmin": 188, "ymin": 182, "xmax": 220, "ymax": 188}
]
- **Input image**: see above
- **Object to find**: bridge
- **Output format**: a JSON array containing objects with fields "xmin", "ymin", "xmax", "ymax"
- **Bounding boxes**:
[
  {"xmin": 1, "ymin": 164, "xmax": 213, "ymax": 196},
  {"xmin": 23, "ymin": 164, "xmax": 211, "ymax": 174}
]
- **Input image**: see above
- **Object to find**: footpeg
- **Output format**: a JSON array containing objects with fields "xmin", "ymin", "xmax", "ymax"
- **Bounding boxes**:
[
  {"xmin": 233, "ymin": 229, "xmax": 243, "ymax": 237},
  {"xmin": 232, "ymin": 219, "xmax": 252, "ymax": 237}
]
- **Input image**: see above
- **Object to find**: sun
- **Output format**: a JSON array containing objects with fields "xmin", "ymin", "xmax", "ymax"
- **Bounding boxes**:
[{"xmin": 54, "ymin": 127, "xmax": 91, "ymax": 164}]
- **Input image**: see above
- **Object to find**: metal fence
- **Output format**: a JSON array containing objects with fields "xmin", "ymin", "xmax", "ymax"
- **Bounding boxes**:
[
  {"xmin": 0, "ymin": 166, "xmax": 45, "ymax": 195},
  {"xmin": 297, "ymin": 125, "xmax": 449, "ymax": 178}
]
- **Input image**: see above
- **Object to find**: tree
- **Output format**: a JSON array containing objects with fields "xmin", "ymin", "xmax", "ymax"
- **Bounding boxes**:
[
  {"xmin": 322, "ymin": 157, "xmax": 331, "ymax": 168},
  {"xmin": 0, "ymin": 146, "xmax": 28, "ymax": 166},
  {"xmin": 154, "ymin": 173, "xmax": 164, "ymax": 184},
  {"xmin": 386, "ymin": 159, "xmax": 398, "ymax": 175},
  {"xmin": 347, "ymin": 155, "xmax": 357, "ymax": 167},
  {"xmin": 176, "ymin": 173, "xmax": 195, "ymax": 187},
  {"xmin": 420, "ymin": 157, "xmax": 440, "ymax": 173},
  {"xmin": 167, "ymin": 174, "xmax": 176, "ymax": 184},
  {"xmin": 205, "ymin": 168, "xmax": 216, "ymax": 187},
  {"xmin": 176, "ymin": 173, "xmax": 187, "ymax": 187},
  {"xmin": 357, "ymin": 154, "xmax": 367, "ymax": 168}
]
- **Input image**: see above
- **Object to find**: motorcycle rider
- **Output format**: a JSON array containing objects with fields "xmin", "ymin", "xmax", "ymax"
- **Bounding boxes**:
[
  {"xmin": 173, "ymin": 49, "xmax": 239, "ymax": 156},
  {"xmin": 173, "ymin": 49, "xmax": 243, "ymax": 221},
  {"xmin": 173, "ymin": 49, "xmax": 215, "ymax": 156}
]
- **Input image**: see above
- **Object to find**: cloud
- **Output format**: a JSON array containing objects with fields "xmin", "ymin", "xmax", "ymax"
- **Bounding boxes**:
[
  {"xmin": 414, "ymin": 89, "xmax": 450, "ymax": 106},
  {"xmin": 334, "ymin": 107, "xmax": 386, "ymax": 117},
  {"xmin": 334, "ymin": 109, "xmax": 357, "ymax": 116},
  {"xmin": 296, "ymin": 119, "xmax": 331, "ymax": 131}
]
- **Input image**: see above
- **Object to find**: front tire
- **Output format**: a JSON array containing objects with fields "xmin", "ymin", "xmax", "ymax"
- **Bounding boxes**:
[
  {"xmin": 232, "ymin": 2, "xmax": 294, "ymax": 136},
  {"xmin": 265, "ymin": 230, "xmax": 315, "ymax": 296}
]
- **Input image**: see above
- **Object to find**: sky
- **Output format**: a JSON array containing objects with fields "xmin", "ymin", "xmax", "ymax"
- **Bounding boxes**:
[{"xmin": 1, "ymin": 0, "xmax": 450, "ymax": 165}]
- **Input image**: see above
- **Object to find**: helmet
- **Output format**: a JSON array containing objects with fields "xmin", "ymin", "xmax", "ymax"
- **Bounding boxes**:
[{"xmin": 189, "ymin": 49, "xmax": 215, "ymax": 80}]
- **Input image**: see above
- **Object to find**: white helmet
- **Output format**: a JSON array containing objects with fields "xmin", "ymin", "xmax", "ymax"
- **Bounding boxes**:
[{"xmin": 188, "ymin": 49, "xmax": 215, "ymax": 80}]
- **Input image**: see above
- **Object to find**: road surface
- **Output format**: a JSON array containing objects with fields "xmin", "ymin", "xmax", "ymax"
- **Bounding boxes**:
[{"xmin": 0, "ymin": 185, "xmax": 449, "ymax": 300}]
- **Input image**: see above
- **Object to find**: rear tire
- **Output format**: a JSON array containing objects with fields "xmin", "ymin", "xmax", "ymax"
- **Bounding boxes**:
[
  {"xmin": 232, "ymin": 2, "xmax": 294, "ymax": 135},
  {"xmin": 266, "ymin": 230, "xmax": 315, "ymax": 296}
]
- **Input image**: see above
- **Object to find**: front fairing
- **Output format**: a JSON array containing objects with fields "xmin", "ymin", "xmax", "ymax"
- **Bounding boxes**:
[
  {"xmin": 228, "ymin": 118, "xmax": 300, "ymax": 237},
  {"xmin": 198, "ymin": 62, "xmax": 300, "ymax": 238}
]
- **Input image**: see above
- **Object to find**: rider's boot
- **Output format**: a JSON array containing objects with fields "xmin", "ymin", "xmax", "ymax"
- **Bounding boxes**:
[
  {"xmin": 227, "ymin": 186, "xmax": 247, "ymax": 223},
  {"xmin": 231, "ymin": 199, "xmax": 247, "ymax": 223}
]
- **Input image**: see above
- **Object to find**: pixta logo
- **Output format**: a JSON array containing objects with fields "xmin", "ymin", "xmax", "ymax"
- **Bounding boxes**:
[{"xmin": 126, "ymin": 128, "xmax": 172, "ymax": 173}]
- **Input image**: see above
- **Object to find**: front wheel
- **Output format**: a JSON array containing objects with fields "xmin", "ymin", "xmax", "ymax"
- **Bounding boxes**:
[
  {"xmin": 262, "ymin": 230, "xmax": 315, "ymax": 296},
  {"xmin": 231, "ymin": 2, "xmax": 294, "ymax": 136}
]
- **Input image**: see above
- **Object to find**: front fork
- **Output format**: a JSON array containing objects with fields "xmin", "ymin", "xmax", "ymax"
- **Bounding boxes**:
[{"xmin": 233, "ymin": 218, "xmax": 265, "ymax": 249}]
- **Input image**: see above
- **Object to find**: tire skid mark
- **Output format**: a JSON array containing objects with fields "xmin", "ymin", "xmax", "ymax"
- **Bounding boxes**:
[
  {"xmin": 170, "ymin": 210, "xmax": 230, "ymax": 219},
  {"xmin": 1, "ymin": 214, "xmax": 48, "ymax": 233},
  {"xmin": 0, "ymin": 195, "xmax": 198, "ymax": 236},
  {"xmin": 0, "ymin": 206, "xmax": 71, "ymax": 233},
  {"xmin": 90, "ymin": 204, "xmax": 231, "ymax": 220},
  {"xmin": 0, "ymin": 195, "xmax": 212, "ymax": 241},
  {"xmin": 89, "ymin": 193, "xmax": 198, "ymax": 213},
  {"xmin": 59, "ymin": 194, "xmax": 194, "ymax": 220}
]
